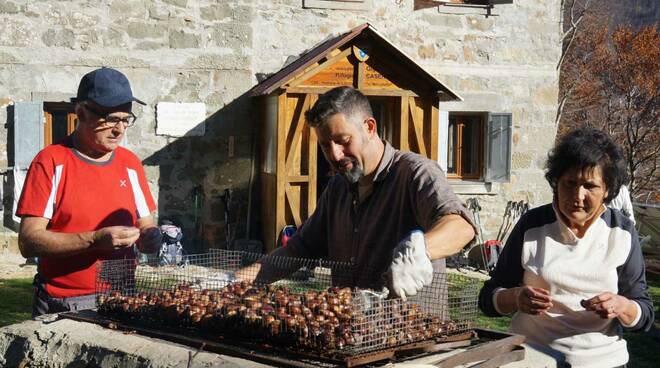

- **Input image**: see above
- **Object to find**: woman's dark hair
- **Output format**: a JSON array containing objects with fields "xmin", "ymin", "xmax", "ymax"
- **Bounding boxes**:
[
  {"xmin": 545, "ymin": 127, "xmax": 628, "ymax": 203},
  {"xmin": 305, "ymin": 86, "xmax": 373, "ymax": 128}
]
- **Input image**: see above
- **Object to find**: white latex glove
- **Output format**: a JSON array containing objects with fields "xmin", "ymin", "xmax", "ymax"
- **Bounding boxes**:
[{"xmin": 388, "ymin": 230, "xmax": 434, "ymax": 301}]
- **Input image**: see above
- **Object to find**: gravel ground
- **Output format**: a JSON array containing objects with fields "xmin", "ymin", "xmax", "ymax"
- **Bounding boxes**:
[{"xmin": 0, "ymin": 253, "xmax": 36, "ymax": 280}]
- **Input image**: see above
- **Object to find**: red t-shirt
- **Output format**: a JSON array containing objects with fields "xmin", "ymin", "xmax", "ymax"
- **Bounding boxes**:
[{"xmin": 16, "ymin": 136, "xmax": 156, "ymax": 298}]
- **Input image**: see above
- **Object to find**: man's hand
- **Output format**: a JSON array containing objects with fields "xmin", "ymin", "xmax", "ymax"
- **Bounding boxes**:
[
  {"xmin": 136, "ymin": 226, "xmax": 162, "ymax": 254},
  {"xmin": 387, "ymin": 230, "xmax": 434, "ymax": 301},
  {"xmin": 515, "ymin": 286, "xmax": 553, "ymax": 315},
  {"xmin": 93, "ymin": 226, "xmax": 140, "ymax": 250}
]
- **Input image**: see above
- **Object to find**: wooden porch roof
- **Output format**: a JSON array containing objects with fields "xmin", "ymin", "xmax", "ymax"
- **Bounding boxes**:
[{"xmin": 247, "ymin": 23, "xmax": 462, "ymax": 101}]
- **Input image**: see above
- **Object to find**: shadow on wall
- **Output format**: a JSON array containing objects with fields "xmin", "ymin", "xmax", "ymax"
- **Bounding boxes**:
[{"xmin": 143, "ymin": 91, "xmax": 262, "ymax": 255}]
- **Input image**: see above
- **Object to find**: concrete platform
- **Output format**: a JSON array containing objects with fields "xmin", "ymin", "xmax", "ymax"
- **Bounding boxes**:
[
  {"xmin": 0, "ymin": 316, "xmax": 559, "ymax": 368},
  {"xmin": 0, "ymin": 317, "xmax": 270, "ymax": 368}
]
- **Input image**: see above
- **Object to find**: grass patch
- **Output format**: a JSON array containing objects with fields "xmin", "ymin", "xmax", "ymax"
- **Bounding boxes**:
[
  {"xmin": 475, "ymin": 312, "xmax": 510, "ymax": 331},
  {"xmin": 0, "ymin": 278, "xmax": 33, "ymax": 327}
]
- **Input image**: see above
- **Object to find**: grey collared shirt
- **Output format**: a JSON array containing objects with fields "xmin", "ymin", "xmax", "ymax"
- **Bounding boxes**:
[{"xmin": 285, "ymin": 141, "xmax": 476, "ymax": 288}]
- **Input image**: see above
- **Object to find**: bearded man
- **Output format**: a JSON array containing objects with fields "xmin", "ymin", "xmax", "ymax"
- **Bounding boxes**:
[{"xmin": 262, "ymin": 86, "xmax": 476, "ymax": 299}]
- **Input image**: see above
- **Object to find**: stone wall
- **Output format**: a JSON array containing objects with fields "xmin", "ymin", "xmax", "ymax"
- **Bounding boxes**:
[{"xmin": 0, "ymin": 0, "xmax": 561, "ymax": 252}]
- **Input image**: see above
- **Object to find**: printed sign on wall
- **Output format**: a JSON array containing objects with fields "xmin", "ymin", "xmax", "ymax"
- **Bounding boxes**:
[{"xmin": 156, "ymin": 102, "xmax": 206, "ymax": 137}]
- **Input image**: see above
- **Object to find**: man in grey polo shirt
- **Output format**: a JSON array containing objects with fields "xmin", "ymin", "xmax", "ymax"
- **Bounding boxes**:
[{"xmin": 262, "ymin": 86, "xmax": 476, "ymax": 300}]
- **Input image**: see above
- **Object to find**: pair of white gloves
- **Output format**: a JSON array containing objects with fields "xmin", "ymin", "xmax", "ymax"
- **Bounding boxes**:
[{"xmin": 387, "ymin": 230, "xmax": 434, "ymax": 301}]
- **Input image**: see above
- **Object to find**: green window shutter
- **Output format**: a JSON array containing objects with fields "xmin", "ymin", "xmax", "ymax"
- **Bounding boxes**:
[
  {"xmin": 485, "ymin": 113, "xmax": 512, "ymax": 182},
  {"xmin": 14, "ymin": 101, "xmax": 44, "ymax": 169}
]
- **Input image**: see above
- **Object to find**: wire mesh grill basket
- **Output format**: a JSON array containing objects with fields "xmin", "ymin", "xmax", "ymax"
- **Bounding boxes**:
[{"xmin": 96, "ymin": 250, "xmax": 479, "ymax": 356}]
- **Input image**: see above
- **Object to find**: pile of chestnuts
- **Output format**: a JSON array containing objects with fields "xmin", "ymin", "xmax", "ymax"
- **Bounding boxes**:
[{"xmin": 98, "ymin": 281, "xmax": 461, "ymax": 354}]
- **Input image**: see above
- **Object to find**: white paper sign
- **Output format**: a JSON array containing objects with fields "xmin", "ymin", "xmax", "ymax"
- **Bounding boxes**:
[{"xmin": 156, "ymin": 102, "xmax": 206, "ymax": 137}]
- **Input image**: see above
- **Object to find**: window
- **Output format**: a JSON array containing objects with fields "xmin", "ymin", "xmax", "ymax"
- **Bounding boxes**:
[
  {"xmin": 43, "ymin": 102, "xmax": 77, "ymax": 146},
  {"xmin": 447, "ymin": 114, "xmax": 484, "ymax": 179},
  {"xmin": 439, "ymin": 111, "xmax": 512, "ymax": 184}
]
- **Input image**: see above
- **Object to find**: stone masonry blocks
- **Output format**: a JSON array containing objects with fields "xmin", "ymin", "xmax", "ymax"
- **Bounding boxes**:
[
  {"xmin": 0, "ymin": 1, "xmax": 22, "ymax": 14},
  {"xmin": 163, "ymin": 0, "xmax": 188, "ymax": 8},
  {"xmin": 212, "ymin": 23, "xmax": 252, "ymax": 50},
  {"xmin": 41, "ymin": 29, "xmax": 75, "ymax": 48},
  {"xmin": 126, "ymin": 22, "xmax": 167, "ymax": 39},
  {"xmin": 109, "ymin": 0, "xmax": 148, "ymax": 19},
  {"xmin": 200, "ymin": 4, "xmax": 252, "ymax": 23},
  {"xmin": 169, "ymin": 30, "xmax": 200, "ymax": 48}
]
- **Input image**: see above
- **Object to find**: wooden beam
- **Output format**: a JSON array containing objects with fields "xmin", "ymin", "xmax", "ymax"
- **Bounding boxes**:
[
  {"xmin": 430, "ymin": 97, "xmax": 439, "ymax": 161},
  {"xmin": 276, "ymin": 92, "xmax": 288, "ymax": 243},
  {"xmin": 44, "ymin": 111, "xmax": 53, "ymax": 146},
  {"xmin": 328, "ymin": 48, "xmax": 341, "ymax": 58},
  {"xmin": 285, "ymin": 95, "xmax": 311, "ymax": 173},
  {"xmin": 307, "ymin": 94, "xmax": 319, "ymax": 215},
  {"xmin": 285, "ymin": 184, "xmax": 303, "ymax": 226},
  {"xmin": 67, "ymin": 113, "xmax": 77, "ymax": 134},
  {"xmin": 285, "ymin": 87, "xmax": 419, "ymax": 97},
  {"xmin": 285, "ymin": 86, "xmax": 419, "ymax": 97},
  {"xmin": 357, "ymin": 61, "xmax": 365, "ymax": 89},
  {"xmin": 361, "ymin": 89, "xmax": 418, "ymax": 97},
  {"xmin": 288, "ymin": 48, "xmax": 352, "ymax": 88},
  {"xmin": 400, "ymin": 96, "xmax": 409, "ymax": 151},
  {"xmin": 286, "ymin": 175, "xmax": 309, "ymax": 183},
  {"xmin": 285, "ymin": 86, "xmax": 332, "ymax": 95},
  {"xmin": 408, "ymin": 96, "xmax": 427, "ymax": 157}
]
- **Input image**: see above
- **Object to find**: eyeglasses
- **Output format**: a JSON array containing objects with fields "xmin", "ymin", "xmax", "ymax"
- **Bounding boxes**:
[{"xmin": 83, "ymin": 103, "xmax": 137, "ymax": 128}]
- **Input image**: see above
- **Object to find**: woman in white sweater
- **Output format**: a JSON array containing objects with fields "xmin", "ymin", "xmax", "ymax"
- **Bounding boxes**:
[{"xmin": 479, "ymin": 127, "xmax": 654, "ymax": 368}]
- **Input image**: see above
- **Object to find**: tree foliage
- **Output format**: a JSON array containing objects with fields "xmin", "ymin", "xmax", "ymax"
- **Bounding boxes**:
[{"xmin": 559, "ymin": 1, "xmax": 659, "ymax": 202}]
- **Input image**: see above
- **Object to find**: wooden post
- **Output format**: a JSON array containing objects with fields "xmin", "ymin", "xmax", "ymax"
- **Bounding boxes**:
[
  {"xmin": 357, "ymin": 62, "xmax": 365, "ymax": 89},
  {"xmin": 430, "ymin": 96, "xmax": 439, "ymax": 161},
  {"xmin": 307, "ymin": 94, "xmax": 318, "ymax": 214},
  {"xmin": 274, "ymin": 92, "xmax": 287, "ymax": 251},
  {"xmin": 408, "ymin": 96, "xmax": 427, "ymax": 157},
  {"xmin": 400, "ymin": 96, "xmax": 409, "ymax": 151}
]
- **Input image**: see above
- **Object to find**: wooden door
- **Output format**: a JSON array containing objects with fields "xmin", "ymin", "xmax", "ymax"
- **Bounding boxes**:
[
  {"xmin": 269, "ymin": 93, "xmax": 318, "ymax": 251},
  {"xmin": 397, "ymin": 96, "xmax": 438, "ymax": 161}
]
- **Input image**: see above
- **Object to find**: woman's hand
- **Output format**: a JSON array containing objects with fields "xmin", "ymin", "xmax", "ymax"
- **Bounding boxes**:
[
  {"xmin": 581, "ymin": 292, "xmax": 638, "ymax": 324},
  {"xmin": 515, "ymin": 286, "xmax": 553, "ymax": 315}
]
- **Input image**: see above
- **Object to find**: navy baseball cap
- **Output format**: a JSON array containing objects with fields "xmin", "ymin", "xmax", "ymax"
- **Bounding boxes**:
[{"xmin": 75, "ymin": 67, "xmax": 145, "ymax": 107}]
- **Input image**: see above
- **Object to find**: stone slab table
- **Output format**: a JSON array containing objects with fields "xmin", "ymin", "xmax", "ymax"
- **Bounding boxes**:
[{"xmin": 0, "ymin": 316, "xmax": 559, "ymax": 368}]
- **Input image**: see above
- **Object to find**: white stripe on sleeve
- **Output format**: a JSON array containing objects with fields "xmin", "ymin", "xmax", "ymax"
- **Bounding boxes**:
[
  {"xmin": 127, "ymin": 168, "xmax": 151, "ymax": 218},
  {"xmin": 42, "ymin": 165, "xmax": 63, "ymax": 219}
]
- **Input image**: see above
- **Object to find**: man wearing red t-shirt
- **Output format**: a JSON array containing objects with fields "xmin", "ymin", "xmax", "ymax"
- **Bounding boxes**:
[{"xmin": 17, "ymin": 67, "xmax": 162, "ymax": 316}]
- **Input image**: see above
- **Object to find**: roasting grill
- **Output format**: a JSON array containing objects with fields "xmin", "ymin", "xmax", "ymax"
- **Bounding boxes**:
[{"xmin": 93, "ymin": 250, "xmax": 481, "ymax": 365}]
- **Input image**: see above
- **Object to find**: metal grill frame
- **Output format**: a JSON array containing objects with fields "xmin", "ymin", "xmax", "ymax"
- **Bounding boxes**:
[{"xmin": 95, "ymin": 250, "xmax": 479, "ymax": 357}]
